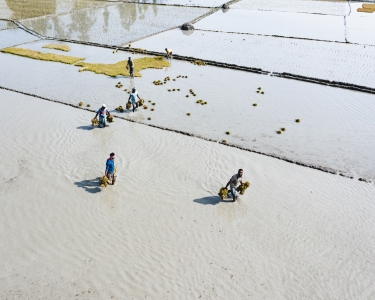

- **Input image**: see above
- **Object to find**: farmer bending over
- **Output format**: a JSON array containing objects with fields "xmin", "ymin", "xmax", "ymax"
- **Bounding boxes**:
[
  {"xmin": 225, "ymin": 169, "xmax": 243, "ymax": 202},
  {"xmin": 94, "ymin": 104, "xmax": 110, "ymax": 128},
  {"xmin": 128, "ymin": 88, "xmax": 141, "ymax": 112},
  {"xmin": 165, "ymin": 48, "xmax": 172, "ymax": 59},
  {"xmin": 105, "ymin": 152, "xmax": 116, "ymax": 185}
]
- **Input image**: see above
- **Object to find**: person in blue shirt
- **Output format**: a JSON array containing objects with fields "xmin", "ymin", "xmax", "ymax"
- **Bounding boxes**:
[
  {"xmin": 94, "ymin": 104, "xmax": 110, "ymax": 127},
  {"xmin": 105, "ymin": 152, "xmax": 116, "ymax": 185}
]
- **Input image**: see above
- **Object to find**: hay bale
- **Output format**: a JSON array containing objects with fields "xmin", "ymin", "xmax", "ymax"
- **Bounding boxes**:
[
  {"xmin": 218, "ymin": 187, "xmax": 229, "ymax": 200},
  {"xmin": 296, "ymin": 119, "xmax": 300, "ymax": 123},
  {"xmin": 236, "ymin": 181, "xmax": 251, "ymax": 195}
]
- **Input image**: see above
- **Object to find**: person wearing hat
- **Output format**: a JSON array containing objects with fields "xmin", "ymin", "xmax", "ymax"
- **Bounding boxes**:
[
  {"xmin": 105, "ymin": 152, "xmax": 116, "ymax": 185},
  {"xmin": 127, "ymin": 57, "xmax": 134, "ymax": 77},
  {"xmin": 94, "ymin": 104, "xmax": 110, "ymax": 128},
  {"xmin": 165, "ymin": 48, "xmax": 172, "ymax": 59}
]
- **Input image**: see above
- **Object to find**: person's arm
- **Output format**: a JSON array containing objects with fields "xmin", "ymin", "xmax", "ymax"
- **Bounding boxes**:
[
  {"xmin": 94, "ymin": 112, "xmax": 98, "ymax": 119},
  {"xmin": 128, "ymin": 95, "xmax": 131, "ymax": 101},
  {"xmin": 225, "ymin": 179, "xmax": 232, "ymax": 189},
  {"xmin": 106, "ymin": 110, "xmax": 110, "ymax": 116},
  {"xmin": 137, "ymin": 94, "xmax": 141, "ymax": 100}
]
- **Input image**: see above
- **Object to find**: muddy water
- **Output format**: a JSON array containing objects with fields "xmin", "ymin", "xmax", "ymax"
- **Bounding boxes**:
[
  {"xmin": 19, "ymin": 3, "xmax": 210, "ymax": 45},
  {"xmin": 132, "ymin": 29, "xmax": 375, "ymax": 88},
  {"xmin": 195, "ymin": 9, "xmax": 345, "ymax": 42},
  {"xmin": 122, "ymin": 0, "xmax": 225, "ymax": 7},
  {"xmin": 0, "ymin": 0, "xmax": 108, "ymax": 20},
  {"xmin": 0, "ymin": 20, "xmax": 17, "ymax": 30},
  {"xmin": 1, "ymin": 40, "xmax": 375, "ymax": 180}
]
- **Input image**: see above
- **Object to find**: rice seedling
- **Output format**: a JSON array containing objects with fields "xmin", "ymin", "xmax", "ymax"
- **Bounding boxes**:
[
  {"xmin": 137, "ymin": 99, "xmax": 145, "ymax": 106},
  {"xmin": 177, "ymin": 89, "xmax": 180, "ymax": 91},
  {"xmin": 173, "ymin": 79, "xmax": 176, "ymax": 81},
  {"xmin": 1, "ymin": 47, "xmax": 84, "ymax": 64},
  {"xmin": 151, "ymin": 108, "xmax": 154, "ymax": 111},
  {"xmin": 143, "ymin": 105, "xmax": 148, "ymax": 109},
  {"xmin": 75, "ymin": 56, "xmax": 170, "ymax": 77},
  {"xmin": 204, "ymin": 102, "xmax": 208, "ymax": 105},
  {"xmin": 193, "ymin": 60, "xmax": 206, "ymax": 66},
  {"xmin": 148, "ymin": 117, "xmax": 151, "ymax": 120},
  {"xmin": 226, "ymin": 131, "xmax": 230, "ymax": 135},
  {"xmin": 91, "ymin": 118, "xmax": 99, "ymax": 126},
  {"xmin": 256, "ymin": 91, "xmax": 260, "ymax": 93},
  {"xmin": 187, "ymin": 113, "xmax": 191, "ymax": 116},
  {"xmin": 258, "ymin": 87, "xmax": 261, "ymax": 89},
  {"xmin": 173, "ymin": 89, "xmax": 176, "ymax": 91},
  {"xmin": 87, "ymin": 104, "xmax": 90, "ymax": 107},
  {"xmin": 196, "ymin": 100, "xmax": 201, "ymax": 103},
  {"xmin": 100, "ymin": 176, "xmax": 111, "ymax": 187},
  {"xmin": 186, "ymin": 95, "xmax": 189, "ymax": 97},
  {"xmin": 107, "ymin": 115, "xmax": 114, "ymax": 122},
  {"xmin": 261, "ymin": 91, "xmax": 264, "ymax": 94},
  {"xmin": 218, "ymin": 187, "xmax": 229, "ymax": 200},
  {"xmin": 222, "ymin": 140, "xmax": 227, "ymax": 144},
  {"xmin": 253, "ymin": 103, "xmax": 257, "ymax": 106},
  {"xmin": 152, "ymin": 103, "xmax": 156, "ymax": 106},
  {"xmin": 281, "ymin": 128, "xmax": 286, "ymax": 131},
  {"xmin": 126, "ymin": 102, "xmax": 132, "ymax": 110},
  {"xmin": 296, "ymin": 119, "xmax": 301, "ymax": 123},
  {"xmin": 168, "ymin": 89, "xmax": 171, "ymax": 92},
  {"xmin": 78, "ymin": 102, "xmax": 83, "ymax": 106},
  {"xmin": 277, "ymin": 130, "xmax": 282, "ymax": 134},
  {"xmin": 236, "ymin": 181, "xmax": 251, "ymax": 195},
  {"xmin": 148, "ymin": 100, "xmax": 152, "ymax": 103},
  {"xmin": 43, "ymin": 44, "xmax": 70, "ymax": 52}
]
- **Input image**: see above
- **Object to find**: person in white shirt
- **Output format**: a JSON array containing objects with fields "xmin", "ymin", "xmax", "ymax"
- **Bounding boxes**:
[
  {"xmin": 225, "ymin": 169, "xmax": 243, "ymax": 202},
  {"xmin": 165, "ymin": 48, "xmax": 172, "ymax": 59},
  {"xmin": 128, "ymin": 88, "xmax": 141, "ymax": 112}
]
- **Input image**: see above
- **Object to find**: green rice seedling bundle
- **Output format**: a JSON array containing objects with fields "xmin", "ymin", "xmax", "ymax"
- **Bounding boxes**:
[
  {"xmin": 222, "ymin": 140, "xmax": 227, "ymax": 143},
  {"xmin": 277, "ymin": 130, "xmax": 282, "ymax": 134},
  {"xmin": 148, "ymin": 117, "xmax": 151, "ymax": 120},
  {"xmin": 296, "ymin": 119, "xmax": 300, "ymax": 123},
  {"xmin": 107, "ymin": 115, "xmax": 114, "ymax": 122},
  {"xmin": 253, "ymin": 103, "xmax": 257, "ymax": 106},
  {"xmin": 236, "ymin": 181, "xmax": 251, "ymax": 195},
  {"xmin": 281, "ymin": 128, "xmax": 286, "ymax": 131},
  {"xmin": 173, "ymin": 89, "xmax": 176, "ymax": 91},
  {"xmin": 168, "ymin": 89, "xmax": 171, "ymax": 92},
  {"xmin": 177, "ymin": 88, "xmax": 180, "ymax": 91},
  {"xmin": 261, "ymin": 91, "xmax": 264, "ymax": 94},
  {"xmin": 148, "ymin": 100, "xmax": 152, "ymax": 103},
  {"xmin": 78, "ymin": 102, "xmax": 83, "ymax": 106},
  {"xmin": 186, "ymin": 95, "xmax": 189, "ymax": 97},
  {"xmin": 226, "ymin": 131, "xmax": 230, "ymax": 135},
  {"xmin": 87, "ymin": 104, "xmax": 90, "ymax": 107},
  {"xmin": 137, "ymin": 99, "xmax": 145, "ymax": 106},
  {"xmin": 92, "ymin": 118, "xmax": 99, "ymax": 126},
  {"xmin": 187, "ymin": 113, "xmax": 191, "ymax": 116},
  {"xmin": 218, "ymin": 187, "xmax": 229, "ymax": 200},
  {"xmin": 152, "ymin": 103, "xmax": 156, "ymax": 106},
  {"xmin": 256, "ymin": 91, "xmax": 260, "ymax": 93},
  {"xmin": 115, "ymin": 105, "xmax": 123, "ymax": 111},
  {"xmin": 100, "ymin": 176, "xmax": 111, "ymax": 187},
  {"xmin": 193, "ymin": 60, "xmax": 206, "ymax": 66},
  {"xmin": 126, "ymin": 102, "xmax": 132, "ymax": 110},
  {"xmin": 151, "ymin": 108, "xmax": 155, "ymax": 111},
  {"xmin": 203, "ymin": 102, "xmax": 208, "ymax": 105},
  {"xmin": 143, "ymin": 105, "xmax": 148, "ymax": 109}
]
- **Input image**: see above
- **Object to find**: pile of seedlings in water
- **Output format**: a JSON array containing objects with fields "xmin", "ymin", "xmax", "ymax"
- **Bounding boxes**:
[
  {"xmin": 148, "ymin": 117, "xmax": 151, "ymax": 120},
  {"xmin": 78, "ymin": 102, "xmax": 83, "ymax": 106},
  {"xmin": 218, "ymin": 187, "xmax": 229, "ymax": 200},
  {"xmin": 143, "ymin": 105, "xmax": 148, "ymax": 109},
  {"xmin": 189, "ymin": 89, "xmax": 196, "ymax": 96},
  {"xmin": 107, "ymin": 115, "xmax": 114, "ymax": 123},
  {"xmin": 43, "ymin": 43, "xmax": 70, "ymax": 52},
  {"xmin": 126, "ymin": 102, "xmax": 132, "ymax": 110},
  {"xmin": 176, "ymin": 75, "xmax": 188, "ymax": 79},
  {"xmin": 256, "ymin": 87, "xmax": 265, "ymax": 94},
  {"xmin": 253, "ymin": 103, "xmax": 257, "ymax": 106},
  {"xmin": 87, "ymin": 104, "xmax": 90, "ymax": 107},
  {"xmin": 277, "ymin": 130, "xmax": 282, "ymax": 134},
  {"xmin": 296, "ymin": 119, "xmax": 301, "ymax": 123},
  {"xmin": 281, "ymin": 127, "xmax": 286, "ymax": 131},
  {"xmin": 116, "ymin": 82, "xmax": 123, "ymax": 88},
  {"xmin": 153, "ymin": 80, "xmax": 163, "ymax": 85},
  {"xmin": 192, "ymin": 60, "xmax": 206, "ymax": 66},
  {"xmin": 100, "ymin": 176, "xmax": 111, "ymax": 187},
  {"xmin": 226, "ymin": 131, "xmax": 230, "ymax": 135},
  {"xmin": 187, "ymin": 113, "xmax": 191, "ymax": 116},
  {"xmin": 91, "ymin": 118, "xmax": 99, "ymax": 126},
  {"xmin": 151, "ymin": 108, "xmax": 155, "ymax": 111},
  {"xmin": 115, "ymin": 105, "xmax": 124, "ymax": 112},
  {"xmin": 137, "ymin": 99, "xmax": 145, "ymax": 106},
  {"xmin": 196, "ymin": 100, "xmax": 207, "ymax": 105},
  {"xmin": 236, "ymin": 181, "xmax": 251, "ymax": 195}
]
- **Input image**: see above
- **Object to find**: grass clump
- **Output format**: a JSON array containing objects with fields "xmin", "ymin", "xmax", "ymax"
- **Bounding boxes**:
[
  {"xmin": 42, "ymin": 43, "xmax": 70, "ymax": 52},
  {"xmin": 1, "ymin": 47, "xmax": 84, "ymax": 65},
  {"xmin": 76, "ymin": 56, "xmax": 170, "ymax": 77},
  {"xmin": 236, "ymin": 181, "xmax": 250, "ymax": 195},
  {"xmin": 218, "ymin": 187, "xmax": 229, "ymax": 200}
]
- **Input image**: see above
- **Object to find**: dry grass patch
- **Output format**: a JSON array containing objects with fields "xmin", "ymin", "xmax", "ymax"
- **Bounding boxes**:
[
  {"xmin": 76, "ymin": 56, "xmax": 170, "ymax": 77},
  {"xmin": 43, "ymin": 44, "xmax": 71, "ymax": 52},
  {"xmin": 1, "ymin": 47, "xmax": 84, "ymax": 64}
]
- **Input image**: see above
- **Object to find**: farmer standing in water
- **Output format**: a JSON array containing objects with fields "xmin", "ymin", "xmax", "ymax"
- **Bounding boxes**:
[
  {"xmin": 93, "ymin": 104, "xmax": 110, "ymax": 128},
  {"xmin": 165, "ymin": 48, "xmax": 172, "ymax": 59},
  {"xmin": 128, "ymin": 88, "xmax": 141, "ymax": 113},
  {"xmin": 225, "ymin": 169, "xmax": 243, "ymax": 202},
  {"xmin": 105, "ymin": 152, "xmax": 116, "ymax": 185},
  {"xmin": 127, "ymin": 57, "xmax": 134, "ymax": 77}
]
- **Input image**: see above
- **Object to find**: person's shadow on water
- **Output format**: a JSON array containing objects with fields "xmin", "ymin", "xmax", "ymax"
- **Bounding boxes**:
[
  {"xmin": 74, "ymin": 177, "xmax": 101, "ymax": 194},
  {"xmin": 76, "ymin": 125, "xmax": 94, "ymax": 131},
  {"xmin": 193, "ymin": 196, "xmax": 233, "ymax": 205}
]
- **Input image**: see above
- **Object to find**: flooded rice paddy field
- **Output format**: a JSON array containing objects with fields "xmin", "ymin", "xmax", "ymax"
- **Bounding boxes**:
[
  {"xmin": 19, "ymin": 3, "xmax": 210, "ymax": 45},
  {"xmin": 121, "ymin": 0, "xmax": 227, "ymax": 7},
  {"xmin": 0, "ymin": 28, "xmax": 40, "ymax": 48},
  {"xmin": 132, "ymin": 28, "xmax": 375, "ymax": 88},
  {"xmin": 1, "ymin": 40, "xmax": 375, "ymax": 180}
]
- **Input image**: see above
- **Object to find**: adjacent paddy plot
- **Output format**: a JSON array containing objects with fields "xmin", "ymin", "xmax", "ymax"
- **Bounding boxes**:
[
  {"xmin": 132, "ymin": 29, "xmax": 375, "ymax": 88},
  {"xmin": 230, "ymin": 0, "xmax": 349, "ymax": 15},
  {"xmin": 194, "ymin": 9, "xmax": 345, "ymax": 42},
  {"xmin": 19, "ymin": 3, "xmax": 211, "ymax": 46},
  {"xmin": 1, "ymin": 40, "xmax": 375, "ymax": 181},
  {"xmin": 0, "ymin": 0, "xmax": 108, "ymax": 20},
  {"xmin": 0, "ymin": 19, "xmax": 17, "ymax": 30},
  {"xmin": 121, "ymin": 0, "xmax": 226, "ymax": 7},
  {"xmin": 0, "ymin": 28, "xmax": 40, "ymax": 49}
]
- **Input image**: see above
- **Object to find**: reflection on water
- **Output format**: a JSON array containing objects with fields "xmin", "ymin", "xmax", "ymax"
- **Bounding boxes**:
[
  {"xmin": 0, "ymin": 0, "xmax": 107, "ymax": 20},
  {"xmin": 20, "ymin": 3, "xmax": 209, "ymax": 45}
]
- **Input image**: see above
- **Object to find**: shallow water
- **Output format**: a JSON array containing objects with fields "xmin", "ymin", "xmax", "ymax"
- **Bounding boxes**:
[
  {"xmin": 231, "ymin": 0, "xmax": 349, "ymax": 15},
  {"xmin": 122, "ymin": 0, "xmax": 225, "ymax": 7},
  {"xmin": 19, "ymin": 3, "xmax": 210, "ymax": 46},
  {"xmin": 194, "ymin": 8, "xmax": 345, "ymax": 42},
  {"xmin": 0, "ymin": 20, "xmax": 16, "ymax": 30},
  {"xmin": 1, "ymin": 40, "xmax": 375, "ymax": 180},
  {"xmin": 132, "ymin": 28, "xmax": 375, "ymax": 88},
  {"xmin": 0, "ymin": 0, "xmax": 108, "ymax": 20},
  {"xmin": 0, "ymin": 28, "xmax": 40, "ymax": 48}
]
